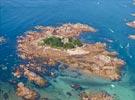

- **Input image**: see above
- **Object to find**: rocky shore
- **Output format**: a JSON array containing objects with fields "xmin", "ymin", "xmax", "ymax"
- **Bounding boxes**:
[
  {"xmin": 80, "ymin": 91, "xmax": 113, "ymax": 100},
  {"xmin": 17, "ymin": 23, "xmax": 124, "ymax": 80}
]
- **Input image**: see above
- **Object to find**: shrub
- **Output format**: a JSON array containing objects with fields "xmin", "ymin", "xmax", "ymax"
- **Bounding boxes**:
[{"xmin": 40, "ymin": 36, "xmax": 83, "ymax": 49}]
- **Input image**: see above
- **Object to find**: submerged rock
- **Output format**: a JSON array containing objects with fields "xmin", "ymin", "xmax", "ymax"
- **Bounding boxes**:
[
  {"xmin": 3, "ymin": 92, "xmax": 9, "ymax": 100},
  {"xmin": 71, "ymin": 84, "xmax": 83, "ymax": 90},
  {"xmin": 66, "ymin": 92, "xmax": 72, "ymax": 96}
]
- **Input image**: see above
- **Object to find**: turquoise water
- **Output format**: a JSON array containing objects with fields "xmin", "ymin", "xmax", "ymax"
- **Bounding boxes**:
[{"xmin": 0, "ymin": 0, "xmax": 135, "ymax": 100}]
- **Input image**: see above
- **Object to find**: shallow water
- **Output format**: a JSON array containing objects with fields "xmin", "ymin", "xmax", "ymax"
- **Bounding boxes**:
[{"xmin": 0, "ymin": 0, "xmax": 135, "ymax": 100}]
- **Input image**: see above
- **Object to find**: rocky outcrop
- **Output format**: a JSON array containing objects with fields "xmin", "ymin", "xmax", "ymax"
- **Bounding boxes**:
[
  {"xmin": 16, "ymin": 82, "xmax": 39, "ymax": 100},
  {"xmin": 80, "ymin": 91, "xmax": 113, "ymax": 100},
  {"xmin": 13, "ymin": 66, "xmax": 47, "ymax": 87}
]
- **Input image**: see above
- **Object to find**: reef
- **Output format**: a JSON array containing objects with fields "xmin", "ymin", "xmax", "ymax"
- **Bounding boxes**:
[{"xmin": 80, "ymin": 91, "xmax": 113, "ymax": 100}]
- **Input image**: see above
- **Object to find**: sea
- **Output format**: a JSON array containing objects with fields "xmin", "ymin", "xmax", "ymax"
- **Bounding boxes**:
[{"xmin": 0, "ymin": 0, "xmax": 135, "ymax": 100}]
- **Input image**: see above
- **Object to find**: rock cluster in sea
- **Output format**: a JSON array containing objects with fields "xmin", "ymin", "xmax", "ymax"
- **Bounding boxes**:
[
  {"xmin": 15, "ymin": 23, "xmax": 125, "ymax": 99},
  {"xmin": 13, "ymin": 64, "xmax": 48, "ymax": 87},
  {"xmin": 17, "ymin": 23, "xmax": 124, "ymax": 80}
]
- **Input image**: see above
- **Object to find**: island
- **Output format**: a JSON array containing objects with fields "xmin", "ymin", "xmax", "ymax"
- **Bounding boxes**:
[
  {"xmin": 16, "ymin": 23, "xmax": 125, "ymax": 99},
  {"xmin": 17, "ymin": 23, "xmax": 124, "ymax": 80}
]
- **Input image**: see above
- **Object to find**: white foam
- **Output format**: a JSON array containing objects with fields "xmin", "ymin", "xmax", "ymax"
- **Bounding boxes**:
[
  {"xmin": 109, "ymin": 28, "xmax": 114, "ymax": 33},
  {"xmin": 111, "ymin": 84, "xmax": 115, "ymax": 88}
]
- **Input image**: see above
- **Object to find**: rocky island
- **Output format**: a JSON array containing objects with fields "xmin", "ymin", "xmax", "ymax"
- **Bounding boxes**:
[
  {"xmin": 15, "ymin": 23, "xmax": 125, "ymax": 99},
  {"xmin": 17, "ymin": 23, "xmax": 124, "ymax": 80}
]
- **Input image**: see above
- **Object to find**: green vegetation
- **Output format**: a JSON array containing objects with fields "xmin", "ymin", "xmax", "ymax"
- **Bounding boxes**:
[{"xmin": 39, "ymin": 36, "xmax": 83, "ymax": 49}]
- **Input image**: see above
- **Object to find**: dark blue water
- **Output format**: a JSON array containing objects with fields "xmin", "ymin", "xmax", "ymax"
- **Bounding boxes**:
[{"xmin": 0, "ymin": 0, "xmax": 135, "ymax": 100}]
